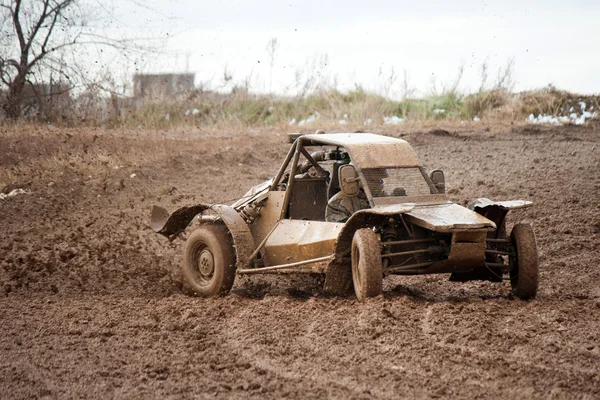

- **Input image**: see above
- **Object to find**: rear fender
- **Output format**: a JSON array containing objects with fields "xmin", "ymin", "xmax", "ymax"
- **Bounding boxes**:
[
  {"xmin": 150, "ymin": 204, "xmax": 255, "ymax": 269},
  {"xmin": 210, "ymin": 204, "xmax": 255, "ymax": 269}
]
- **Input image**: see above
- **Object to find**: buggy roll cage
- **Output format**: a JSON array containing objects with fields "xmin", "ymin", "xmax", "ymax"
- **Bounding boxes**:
[{"xmin": 269, "ymin": 138, "xmax": 378, "ymax": 214}]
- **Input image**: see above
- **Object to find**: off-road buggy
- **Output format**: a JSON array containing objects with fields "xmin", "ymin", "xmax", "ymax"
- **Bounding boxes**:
[{"xmin": 151, "ymin": 132, "xmax": 538, "ymax": 300}]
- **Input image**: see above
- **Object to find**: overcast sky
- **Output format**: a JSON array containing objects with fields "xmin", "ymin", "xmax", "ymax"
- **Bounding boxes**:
[{"xmin": 117, "ymin": 0, "xmax": 600, "ymax": 96}]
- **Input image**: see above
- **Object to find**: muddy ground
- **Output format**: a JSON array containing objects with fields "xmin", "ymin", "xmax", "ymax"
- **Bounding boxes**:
[{"xmin": 1, "ymin": 122, "xmax": 599, "ymax": 399}]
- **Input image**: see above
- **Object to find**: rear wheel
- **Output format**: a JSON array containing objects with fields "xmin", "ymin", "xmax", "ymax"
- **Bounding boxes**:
[
  {"xmin": 510, "ymin": 223, "xmax": 539, "ymax": 300},
  {"xmin": 183, "ymin": 225, "xmax": 236, "ymax": 297},
  {"xmin": 351, "ymin": 228, "xmax": 382, "ymax": 301}
]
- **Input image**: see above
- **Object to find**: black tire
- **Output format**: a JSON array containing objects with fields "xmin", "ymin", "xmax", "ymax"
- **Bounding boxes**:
[
  {"xmin": 183, "ymin": 225, "xmax": 236, "ymax": 297},
  {"xmin": 510, "ymin": 223, "xmax": 539, "ymax": 300},
  {"xmin": 351, "ymin": 228, "xmax": 382, "ymax": 301}
]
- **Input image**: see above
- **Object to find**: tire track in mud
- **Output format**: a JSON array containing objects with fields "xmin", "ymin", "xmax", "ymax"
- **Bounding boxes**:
[
  {"xmin": 209, "ymin": 295, "xmax": 599, "ymax": 398},
  {"xmin": 418, "ymin": 301, "xmax": 600, "ymax": 382},
  {"xmin": 216, "ymin": 300, "xmax": 374, "ymax": 397}
]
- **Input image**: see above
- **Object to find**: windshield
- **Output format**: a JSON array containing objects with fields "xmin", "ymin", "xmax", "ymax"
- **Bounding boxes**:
[{"xmin": 362, "ymin": 167, "xmax": 436, "ymax": 197}]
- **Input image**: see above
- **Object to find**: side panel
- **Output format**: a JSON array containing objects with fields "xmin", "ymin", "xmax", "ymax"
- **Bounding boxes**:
[
  {"xmin": 263, "ymin": 220, "xmax": 344, "ymax": 268},
  {"xmin": 250, "ymin": 191, "xmax": 286, "ymax": 244}
]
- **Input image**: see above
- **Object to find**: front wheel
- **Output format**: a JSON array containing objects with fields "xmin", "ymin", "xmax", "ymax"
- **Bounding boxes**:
[
  {"xmin": 351, "ymin": 228, "xmax": 382, "ymax": 301},
  {"xmin": 183, "ymin": 225, "xmax": 236, "ymax": 297},
  {"xmin": 510, "ymin": 223, "xmax": 539, "ymax": 300}
]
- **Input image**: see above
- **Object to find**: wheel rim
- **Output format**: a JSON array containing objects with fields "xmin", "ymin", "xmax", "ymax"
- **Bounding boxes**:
[
  {"xmin": 192, "ymin": 244, "xmax": 215, "ymax": 286},
  {"xmin": 199, "ymin": 250, "xmax": 214, "ymax": 276}
]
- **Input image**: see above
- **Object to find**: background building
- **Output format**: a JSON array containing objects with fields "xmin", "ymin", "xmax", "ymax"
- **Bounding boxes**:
[{"xmin": 133, "ymin": 73, "xmax": 195, "ymax": 98}]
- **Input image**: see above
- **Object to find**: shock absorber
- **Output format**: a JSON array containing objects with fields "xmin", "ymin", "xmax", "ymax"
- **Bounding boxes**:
[
  {"xmin": 239, "ymin": 202, "xmax": 262, "ymax": 224},
  {"xmin": 382, "ymin": 218, "xmax": 399, "ymax": 242},
  {"xmin": 381, "ymin": 221, "xmax": 399, "ymax": 270}
]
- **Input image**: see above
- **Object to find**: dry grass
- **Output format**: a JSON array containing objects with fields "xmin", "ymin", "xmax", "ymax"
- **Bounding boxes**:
[
  {"xmin": 3, "ymin": 82, "xmax": 599, "ymax": 130},
  {"xmin": 519, "ymin": 86, "xmax": 600, "ymax": 116},
  {"xmin": 83, "ymin": 88, "xmax": 600, "ymax": 129}
]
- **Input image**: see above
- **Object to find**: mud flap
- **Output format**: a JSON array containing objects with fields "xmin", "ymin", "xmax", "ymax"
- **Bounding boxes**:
[{"xmin": 150, "ymin": 204, "xmax": 210, "ymax": 237}]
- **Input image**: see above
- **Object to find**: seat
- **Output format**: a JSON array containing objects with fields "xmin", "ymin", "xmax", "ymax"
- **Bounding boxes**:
[
  {"xmin": 327, "ymin": 161, "xmax": 346, "ymax": 199},
  {"xmin": 287, "ymin": 177, "xmax": 328, "ymax": 221}
]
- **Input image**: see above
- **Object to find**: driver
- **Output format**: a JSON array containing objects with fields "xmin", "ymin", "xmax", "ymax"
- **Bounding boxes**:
[
  {"xmin": 364, "ymin": 168, "xmax": 389, "ymax": 197},
  {"xmin": 325, "ymin": 186, "xmax": 369, "ymax": 223}
]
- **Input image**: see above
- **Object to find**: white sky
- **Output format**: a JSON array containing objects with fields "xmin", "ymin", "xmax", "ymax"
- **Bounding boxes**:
[{"xmin": 116, "ymin": 0, "xmax": 600, "ymax": 96}]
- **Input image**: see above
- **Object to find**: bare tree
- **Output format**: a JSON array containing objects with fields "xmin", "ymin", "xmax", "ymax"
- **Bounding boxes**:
[
  {"xmin": 401, "ymin": 69, "xmax": 415, "ymax": 100},
  {"xmin": 478, "ymin": 58, "xmax": 489, "ymax": 92},
  {"xmin": 400, "ymin": 69, "xmax": 415, "ymax": 118},
  {"xmin": 0, "ymin": 0, "xmax": 157, "ymax": 120},
  {"xmin": 220, "ymin": 63, "xmax": 233, "ymax": 90},
  {"xmin": 266, "ymin": 37, "xmax": 279, "ymax": 93},
  {"xmin": 494, "ymin": 57, "xmax": 515, "ymax": 91},
  {"xmin": 378, "ymin": 65, "xmax": 397, "ymax": 98}
]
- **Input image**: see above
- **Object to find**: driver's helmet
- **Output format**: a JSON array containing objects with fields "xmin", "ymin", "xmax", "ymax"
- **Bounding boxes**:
[{"xmin": 363, "ymin": 168, "xmax": 389, "ymax": 196}]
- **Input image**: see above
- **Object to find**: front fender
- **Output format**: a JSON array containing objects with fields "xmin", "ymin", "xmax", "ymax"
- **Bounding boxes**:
[
  {"xmin": 467, "ymin": 198, "xmax": 533, "ymax": 237},
  {"xmin": 467, "ymin": 198, "xmax": 533, "ymax": 211},
  {"xmin": 323, "ymin": 204, "xmax": 414, "ymax": 295}
]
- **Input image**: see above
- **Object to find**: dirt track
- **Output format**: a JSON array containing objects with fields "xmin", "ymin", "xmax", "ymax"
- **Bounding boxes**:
[{"xmin": 1, "ymin": 123, "xmax": 599, "ymax": 399}]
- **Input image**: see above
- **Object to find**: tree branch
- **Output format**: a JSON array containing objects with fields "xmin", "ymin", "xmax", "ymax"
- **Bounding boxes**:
[
  {"xmin": 11, "ymin": 0, "xmax": 26, "ymax": 54},
  {"xmin": 39, "ymin": 2, "xmax": 64, "ymax": 55},
  {"xmin": 23, "ymin": 0, "xmax": 50, "ymax": 55},
  {"xmin": 27, "ymin": 38, "xmax": 140, "ymax": 69}
]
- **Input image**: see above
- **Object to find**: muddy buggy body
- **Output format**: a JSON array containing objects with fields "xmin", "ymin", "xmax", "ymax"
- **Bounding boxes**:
[{"xmin": 151, "ymin": 133, "xmax": 539, "ymax": 300}]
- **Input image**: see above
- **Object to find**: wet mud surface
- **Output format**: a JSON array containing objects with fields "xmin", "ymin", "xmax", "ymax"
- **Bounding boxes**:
[{"xmin": 1, "ymin": 124, "xmax": 599, "ymax": 398}]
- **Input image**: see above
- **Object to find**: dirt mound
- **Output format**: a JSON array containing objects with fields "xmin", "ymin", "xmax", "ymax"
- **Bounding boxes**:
[
  {"xmin": 427, "ymin": 128, "xmax": 455, "ymax": 137},
  {"xmin": 1, "ymin": 124, "xmax": 599, "ymax": 398}
]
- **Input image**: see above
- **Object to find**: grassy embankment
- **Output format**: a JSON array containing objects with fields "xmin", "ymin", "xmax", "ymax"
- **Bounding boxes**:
[{"xmin": 9, "ymin": 84, "xmax": 598, "ymax": 130}]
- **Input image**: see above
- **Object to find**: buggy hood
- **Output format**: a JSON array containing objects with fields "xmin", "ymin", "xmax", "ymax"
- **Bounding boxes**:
[{"xmin": 402, "ymin": 202, "xmax": 496, "ymax": 232}]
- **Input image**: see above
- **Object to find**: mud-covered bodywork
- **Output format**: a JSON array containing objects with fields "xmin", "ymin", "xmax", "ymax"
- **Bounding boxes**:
[
  {"xmin": 405, "ymin": 203, "xmax": 496, "ymax": 232},
  {"xmin": 467, "ymin": 198, "xmax": 533, "ymax": 238},
  {"xmin": 152, "ymin": 204, "xmax": 255, "ymax": 269},
  {"xmin": 151, "ymin": 204, "xmax": 209, "ymax": 237},
  {"xmin": 152, "ymin": 132, "xmax": 537, "ymax": 298}
]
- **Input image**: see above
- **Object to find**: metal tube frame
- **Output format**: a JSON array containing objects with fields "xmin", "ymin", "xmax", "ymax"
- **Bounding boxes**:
[
  {"xmin": 485, "ymin": 262, "xmax": 508, "ymax": 268},
  {"xmin": 485, "ymin": 249, "xmax": 513, "ymax": 256},
  {"xmin": 381, "ymin": 238, "xmax": 435, "ymax": 246},
  {"xmin": 384, "ymin": 261, "xmax": 436, "ymax": 275},
  {"xmin": 299, "ymin": 146, "xmax": 327, "ymax": 176},
  {"xmin": 242, "ymin": 221, "xmax": 281, "ymax": 269},
  {"xmin": 382, "ymin": 248, "xmax": 430, "ymax": 258},
  {"xmin": 271, "ymin": 142, "xmax": 297, "ymax": 190},
  {"xmin": 238, "ymin": 255, "xmax": 334, "ymax": 274},
  {"xmin": 486, "ymin": 238, "xmax": 510, "ymax": 243},
  {"xmin": 280, "ymin": 142, "xmax": 301, "ymax": 219}
]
